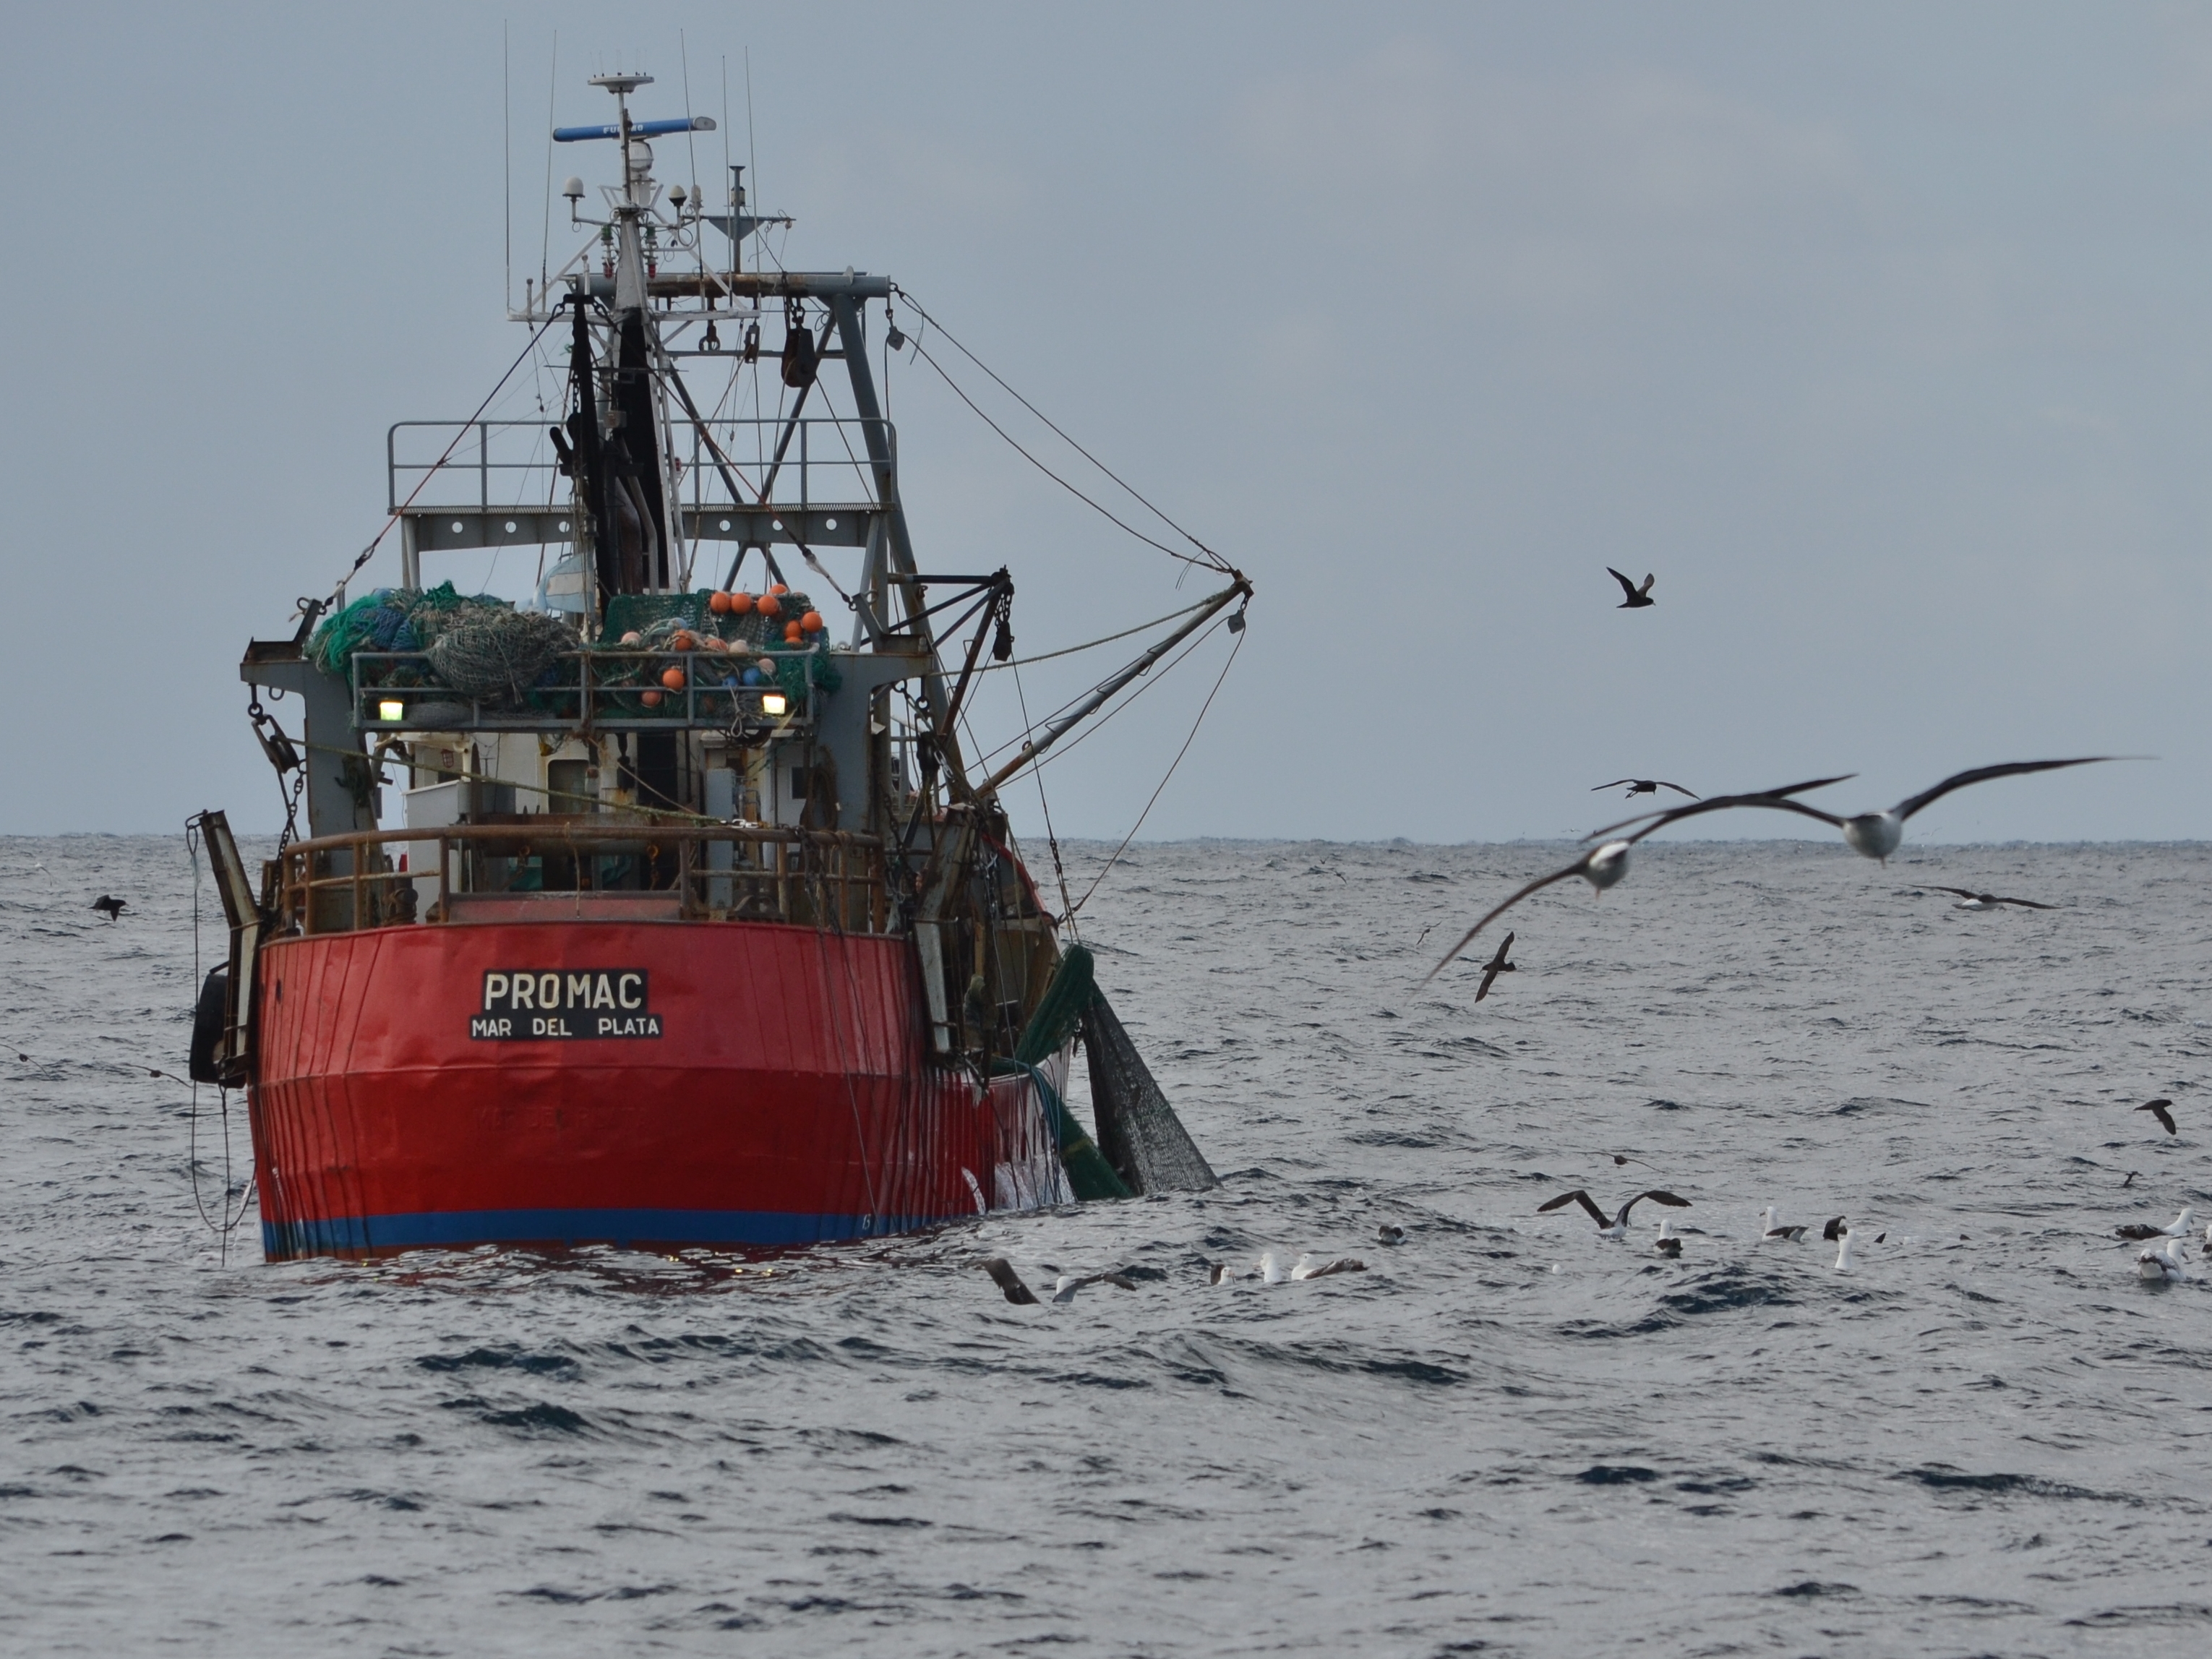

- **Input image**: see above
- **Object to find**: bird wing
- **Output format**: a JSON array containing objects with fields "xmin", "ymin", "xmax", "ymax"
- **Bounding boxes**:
[
  {"xmin": 1475, "ymin": 966, "xmax": 1499, "ymax": 1002},
  {"xmin": 1616, "ymin": 1190, "xmax": 1692, "ymax": 1225},
  {"xmin": 1422, "ymin": 860, "xmax": 1588, "ymax": 985},
  {"xmin": 1606, "ymin": 567, "xmax": 1641, "ymax": 600},
  {"xmin": 1590, "ymin": 780, "xmax": 1637, "ymax": 792},
  {"xmin": 980, "ymin": 1258, "xmax": 1038, "ymax": 1305},
  {"xmin": 1989, "ymin": 894, "xmax": 2055, "ymax": 909},
  {"xmin": 1485, "ymin": 932, "xmax": 1515, "ymax": 969},
  {"xmin": 1655, "ymin": 781, "xmax": 1699, "ymax": 800},
  {"xmin": 1299, "ymin": 1258, "xmax": 1367, "ymax": 1279},
  {"xmin": 1639, "ymin": 573, "xmax": 1655, "ymax": 594},
  {"xmin": 1539, "ymin": 1190, "xmax": 1611, "ymax": 1227},
  {"xmin": 1929, "ymin": 886, "xmax": 1979, "ymax": 899},
  {"xmin": 2145, "ymin": 1100, "xmax": 2178, "ymax": 1134},
  {"xmin": 1890, "ymin": 757, "xmax": 2113, "ymax": 823},
  {"xmin": 1584, "ymin": 776, "xmax": 1856, "ymax": 844}
]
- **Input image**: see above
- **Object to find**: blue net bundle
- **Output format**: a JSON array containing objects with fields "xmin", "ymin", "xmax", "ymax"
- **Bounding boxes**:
[{"xmin": 310, "ymin": 584, "xmax": 581, "ymax": 708}]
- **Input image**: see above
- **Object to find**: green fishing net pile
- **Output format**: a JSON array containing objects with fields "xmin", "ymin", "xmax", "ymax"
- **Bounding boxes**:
[{"xmin": 309, "ymin": 583, "xmax": 580, "ymax": 708}]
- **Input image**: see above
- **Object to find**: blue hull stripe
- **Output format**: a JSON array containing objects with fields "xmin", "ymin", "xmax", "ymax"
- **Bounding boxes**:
[{"xmin": 262, "ymin": 1206, "xmax": 955, "ymax": 1257}]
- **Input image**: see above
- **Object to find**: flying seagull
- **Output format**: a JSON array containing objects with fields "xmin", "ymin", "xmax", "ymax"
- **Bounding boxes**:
[
  {"xmin": 1761, "ymin": 1206, "xmax": 1807, "ymax": 1243},
  {"xmin": 1475, "ymin": 933, "xmax": 1517, "ymax": 1002},
  {"xmin": 1607, "ymin": 568, "xmax": 1656, "ymax": 609},
  {"xmin": 1931, "ymin": 886, "xmax": 2054, "ymax": 912},
  {"xmin": 979, "ymin": 1258, "xmax": 1039, "ymax": 1306},
  {"xmin": 1538, "ymin": 1188, "xmax": 1691, "ymax": 1240},
  {"xmin": 91, "ymin": 896, "xmax": 126, "ymax": 922},
  {"xmin": 2137, "ymin": 1098, "xmax": 2178, "ymax": 1136},
  {"xmin": 1053, "ymin": 1271, "xmax": 1136, "ymax": 1303},
  {"xmin": 1422, "ymin": 774, "xmax": 1854, "ymax": 982},
  {"xmin": 1592, "ymin": 779, "xmax": 1697, "ymax": 800},
  {"xmin": 1590, "ymin": 758, "xmax": 2114, "ymax": 865},
  {"xmin": 2115, "ymin": 1206, "xmax": 2195, "ymax": 1242}
]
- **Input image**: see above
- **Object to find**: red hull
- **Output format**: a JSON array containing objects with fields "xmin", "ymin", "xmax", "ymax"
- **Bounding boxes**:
[{"xmin": 247, "ymin": 920, "xmax": 1060, "ymax": 1259}]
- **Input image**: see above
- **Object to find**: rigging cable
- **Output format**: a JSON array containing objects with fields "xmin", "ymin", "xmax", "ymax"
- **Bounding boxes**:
[
  {"xmin": 314, "ymin": 308, "xmax": 565, "ymax": 611},
  {"xmin": 1010, "ymin": 656, "xmax": 1079, "ymax": 933},
  {"xmin": 1071, "ymin": 623, "xmax": 1246, "ymax": 916},
  {"xmin": 891, "ymin": 288, "xmax": 1233, "ymax": 574}
]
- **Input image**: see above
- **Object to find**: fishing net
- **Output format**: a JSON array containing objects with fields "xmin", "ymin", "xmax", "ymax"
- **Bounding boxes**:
[
  {"xmin": 1011, "ymin": 945, "xmax": 1129, "ymax": 1201},
  {"xmin": 426, "ymin": 609, "xmax": 579, "ymax": 706},
  {"xmin": 599, "ymin": 589, "xmax": 844, "ymax": 710},
  {"xmin": 1082, "ymin": 987, "xmax": 1219, "ymax": 1195}
]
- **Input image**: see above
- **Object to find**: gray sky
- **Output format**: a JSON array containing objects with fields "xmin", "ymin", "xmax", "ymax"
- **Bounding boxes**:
[{"xmin": 4, "ymin": 3, "xmax": 2206, "ymax": 843}]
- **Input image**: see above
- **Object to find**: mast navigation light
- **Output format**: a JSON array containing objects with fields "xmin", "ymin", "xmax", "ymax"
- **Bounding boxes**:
[{"xmin": 552, "ymin": 116, "xmax": 716, "ymax": 144}]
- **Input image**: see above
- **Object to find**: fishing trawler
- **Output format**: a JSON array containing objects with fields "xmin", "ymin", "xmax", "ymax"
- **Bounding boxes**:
[{"xmin": 189, "ymin": 72, "xmax": 1243, "ymax": 1261}]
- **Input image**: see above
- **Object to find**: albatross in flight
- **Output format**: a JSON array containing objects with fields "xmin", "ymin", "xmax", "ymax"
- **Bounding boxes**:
[
  {"xmin": 1538, "ymin": 1188, "xmax": 1691, "ymax": 1240},
  {"xmin": 1420, "ymin": 774, "xmax": 1853, "ymax": 982},
  {"xmin": 1474, "ymin": 933, "xmax": 1517, "ymax": 1002},
  {"xmin": 1592, "ymin": 779, "xmax": 1697, "ymax": 800},
  {"xmin": 1589, "ymin": 758, "xmax": 2114, "ymax": 865},
  {"xmin": 1929, "ymin": 886, "xmax": 2054, "ymax": 912}
]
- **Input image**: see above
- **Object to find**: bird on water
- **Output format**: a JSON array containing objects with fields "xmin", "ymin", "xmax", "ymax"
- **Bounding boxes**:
[
  {"xmin": 1538, "ymin": 1188, "xmax": 1691, "ymax": 1240},
  {"xmin": 1929, "ymin": 886, "xmax": 2053, "ymax": 911},
  {"xmin": 1761, "ymin": 1206, "xmax": 1808, "ymax": 1242},
  {"xmin": 2138, "ymin": 1238, "xmax": 2187, "ymax": 1282},
  {"xmin": 2114, "ymin": 1206, "xmax": 2195, "ymax": 1243},
  {"xmin": 1655, "ymin": 1217, "xmax": 1683, "ymax": 1259},
  {"xmin": 1592, "ymin": 779, "xmax": 1697, "ymax": 800},
  {"xmin": 1607, "ymin": 568, "xmax": 1656, "ymax": 609}
]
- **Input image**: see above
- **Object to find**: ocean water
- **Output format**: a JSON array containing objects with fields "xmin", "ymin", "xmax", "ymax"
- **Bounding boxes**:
[{"xmin": 4, "ymin": 831, "xmax": 2211, "ymax": 1658}]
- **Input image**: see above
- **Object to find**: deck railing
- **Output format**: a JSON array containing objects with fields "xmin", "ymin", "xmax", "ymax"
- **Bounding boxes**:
[{"xmin": 275, "ymin": 823, "xmax": 891, "ymax": 938}]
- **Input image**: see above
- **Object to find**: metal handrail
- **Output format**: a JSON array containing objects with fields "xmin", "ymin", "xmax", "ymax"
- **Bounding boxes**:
[
  {"xmin": 387, "ymin": 416, "xmax": 893, "ymax": 516},
  {"xmin": 349, "ymin": 646, "xmax": 822, "ymax": 734},
  {"xmin": 275, "ymin": 822, "xmax": 890, "ymax": 938}
]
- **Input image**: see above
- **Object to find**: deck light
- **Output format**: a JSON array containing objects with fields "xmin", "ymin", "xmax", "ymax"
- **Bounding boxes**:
[
  {"xmin": 760, "ymin": 692, "xmax": 789, "ymax": 717},
  {"xmin": 377, "ymin": 700, "xmax": 406, "ymax": 722}
]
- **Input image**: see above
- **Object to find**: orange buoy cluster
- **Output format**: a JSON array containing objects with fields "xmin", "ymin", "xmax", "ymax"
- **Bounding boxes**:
[{"xmin": 700, "ymin": 591, "xmax": 828, "ymax": 642}]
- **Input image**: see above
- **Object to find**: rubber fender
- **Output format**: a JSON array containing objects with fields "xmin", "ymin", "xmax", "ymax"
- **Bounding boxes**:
[{"xmin": 188, "ymin": 968, "xmax": 228, "ymax": 1085}]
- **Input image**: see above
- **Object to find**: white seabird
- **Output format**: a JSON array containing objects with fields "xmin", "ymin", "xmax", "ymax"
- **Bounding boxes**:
[
  {"xmin": 1832, "ymin": 1226, "xmax": 1856, "ymax": 1272},
  {"xmin": 1655, "ymin": 1217, "xmax": 1682, "ymax": 1259},
  {"xmin": 1290, "ymin": 1253, "xmax": 1368, "ymax": 1280},
  {"xmin": 2138, "ymin": 1238, "xmax": 2187, "ymax": 1282},
  {"xmin": 1590, "ymin": 758, "xmax": 2112, "ymax": 866},
  {"xmin": 1423, "ymin": 775, "xmax": 1852, "ymax": 982},
  {"xmin": 1052, "ymin": 1271, "xmax": 1136, "ymax": 1303}
]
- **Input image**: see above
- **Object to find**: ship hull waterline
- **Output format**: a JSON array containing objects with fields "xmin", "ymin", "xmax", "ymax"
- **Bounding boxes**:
[{"xmin": 246, "ymin": 918, "xmax": 1065, "ymax": 1261}]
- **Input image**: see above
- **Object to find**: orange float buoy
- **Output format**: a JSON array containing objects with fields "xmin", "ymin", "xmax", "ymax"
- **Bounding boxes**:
[
  {"xmin": 661, "ymin": 666, "xmax": 687, "ymax": 690},
  {"xmin": 757, "ymin": 593, "xmax": 781, "ymax": 618},
  {"xmin": 769, "ymin": 582, "xmax": 789, "ymax": 595},
  {"xmin": 729, "ymin": 592, "xmax": 756, "ymax": 615},
  {"xmin": 708, "ymin": 591, "xmax": 732, "ymax": 614},
  {"xmin": 640, "ymin": 689, "xmax": 664, "ymax": 707},
  {"xmin": 784, "ymin": 621, "xmax": 804, "ymax": 643},
  {"xmin": 800, "ymin": 610, "xmax": 824, "ymax": 633},
  {"xmin": 669, "ymin": 630, "xmax": 695, "ymax": 651}
]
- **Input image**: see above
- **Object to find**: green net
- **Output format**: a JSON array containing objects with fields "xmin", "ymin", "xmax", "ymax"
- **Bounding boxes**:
[{"xmin": 1011, "ymin": 945, "xmax": 1130, "ymax": 1201}]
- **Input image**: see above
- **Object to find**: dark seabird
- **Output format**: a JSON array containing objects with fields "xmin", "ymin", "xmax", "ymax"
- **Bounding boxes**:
[
  {"xmin": 1611, "ymin": 1154, "xmax": 1657, "ymax": 1171},
  {"xmin": 1206, "ymin": 1260, "xmax": 1235, "ymax": 1285},
  {"xmin": 1475, "ymin": 932, "xmax": 1517, "ymax": 1002},
  {"xmin": 1053, "ymin": 1271, "xmax": 1136, "ymax": 1304},
  {"xmin": 2115, "ymin": 1206, "xmax": 2195, "ymax": 1242},
  {"xmin": 1538, "ymin": 1188, "xmax": 1691, "ymax": 1240},
  {"xmin": 1607, "ymin": 567, "xmax": 1656, "ymax": 609},
  {"xmin": 1760, "ymin": 1206, "xmax": 1807, "ymax": 1242},
  {"xmin": 1931, "ymin": 886, "xmax": 2054, "ymax": 912},
  {"xmin": 1421, "ymin": 773, "xmax": 1855, "ymax": 982},
  {"xmin": 1592, "ymin": 779, "xmax": 1697, "ymax": 800},
  {"xmin": 1821, "ymin": 1215, "xmax": 1848, "ymax": 1242},
  {"xmin": 1376, "ymin": 1224, "xmax": 1405, "ymax": 1246},
  {"xmin": 979, "ymin": 1258, "xmax": 1039, "ymax": 1306},
  {"xmin": 2138, "ymin": 1098, "xmax": 2178, "ymax": 1136},
  {"xmin": 91, "ymin": 896, "xmax": 126, "ymax": 922},
  {"xmin": 1592, "ymin": 758, "xmax": 2114, "ymax": 865}
]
